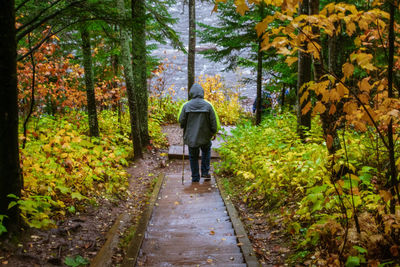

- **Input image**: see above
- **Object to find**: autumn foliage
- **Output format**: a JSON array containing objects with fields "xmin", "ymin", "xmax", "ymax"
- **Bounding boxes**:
[{"xmin": 214, "ymin": 0, "xmax": 400, "ymax": 265}]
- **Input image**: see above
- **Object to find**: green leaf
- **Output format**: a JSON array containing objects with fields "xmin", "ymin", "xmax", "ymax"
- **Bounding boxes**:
[
  {"xmin": 8, "ymin": 201, "xmax": 17, "ymax": 210},
  {"xmin": 68, "ymin": 206, "xmax": 76, "ymax": 214},
  {"xmin": 346, "ymin": 256, "xmax": 360, "ymax": 267},
  {"xmin": 65, "ymin": 255, "xmax": 89, "ymax": 267},
  {"xmin": 71, "ymin": 192, "xmax": 86, "ymax": 201},
  {"xmin": 56, "ymin": 185, "xmax": 71, "ymax": 194},
  {"xmin": 64, "ymin": 256, "xmax": 78, "ymax": 267},
  {"xmin": 353, "ymin": 245, "xmax": 367, "ymax": 254},
  {"xmin": 7, "ymin": 194, "xmax": 19, "ymax": 200}
]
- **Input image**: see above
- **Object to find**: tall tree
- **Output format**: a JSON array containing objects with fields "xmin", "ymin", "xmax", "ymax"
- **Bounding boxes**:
[
  {"xmin": 386, "ymin": 0, "xmax": 399, "ymax": 211},
  {"xmin": 80, "ymin": 22, "xmax": 100, "ymax": 137},
  {"xmin": 187, "ymin": 0, "xmax": 196, "ymax": 95},
  {"xmin": 117, "ymin": 0, "xmax": 143, "ymax": 159},
  {"xmin": 255, "ymin": 1, "xmax": 265, "ymax": 125},
  {"xmin": 132, "ymin": 0, "xmax": 149, "ymax": 145},
  {"xmin": 0, "ymin": 0, "xmax": 21, "ymax": 230},
  {"xmin": 296, "ymin": 0, "xmax": 312, "ymax": 140},
  {"xmin": 309, "ymin": 0, "xmax": 339, "ymax": 154}
]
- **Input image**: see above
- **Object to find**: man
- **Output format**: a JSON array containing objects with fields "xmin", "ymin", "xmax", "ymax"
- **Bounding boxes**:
[{"xmin": 178, "ymin": 83, "xmax": 220, "ymax": 182}]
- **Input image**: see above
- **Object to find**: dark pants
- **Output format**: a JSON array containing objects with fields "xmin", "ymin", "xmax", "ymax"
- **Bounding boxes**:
[{"xmin": 188, "ymin": 141, "xmax": 211, "ymax": 182}]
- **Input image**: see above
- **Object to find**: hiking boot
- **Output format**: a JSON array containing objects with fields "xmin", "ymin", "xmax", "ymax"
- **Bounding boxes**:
[{"xmin": 201, "ymin": 174, "xmax": 211, "ymax": 181}]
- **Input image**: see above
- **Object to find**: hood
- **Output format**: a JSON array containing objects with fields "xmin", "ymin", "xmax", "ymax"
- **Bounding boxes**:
[{"xmin": 189, "ymin": 83, "xmax": 204, "ymax": 100}]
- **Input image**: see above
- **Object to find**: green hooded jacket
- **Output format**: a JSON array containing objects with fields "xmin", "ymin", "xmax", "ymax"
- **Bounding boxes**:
[{"xmin": 177, "ymin": 83, "xmax": 220, "ymax": 147}]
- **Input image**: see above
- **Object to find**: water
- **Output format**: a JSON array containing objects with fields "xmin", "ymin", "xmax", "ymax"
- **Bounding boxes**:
[{"xmin": 149, "ymin": 0, "xmax": 257, "ymax": 109}]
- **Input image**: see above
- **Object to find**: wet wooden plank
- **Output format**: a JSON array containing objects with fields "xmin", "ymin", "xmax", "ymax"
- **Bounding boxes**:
[
  {"xmin": 168, "ymin": 145, "xmax": 220, "ymax": 159},
  {"xmin": 135, "ymin": 172, "xmax": 247, "ymax": 266}
]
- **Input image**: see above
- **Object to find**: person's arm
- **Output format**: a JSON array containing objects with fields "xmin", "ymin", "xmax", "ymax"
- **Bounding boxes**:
[
  {"xmin": 177, "ymin": 103, "xmax": 187, "ymax": 129},
  {"xmin": 206, "ymin": 101, "xmax": 220, "ymax": 135}
]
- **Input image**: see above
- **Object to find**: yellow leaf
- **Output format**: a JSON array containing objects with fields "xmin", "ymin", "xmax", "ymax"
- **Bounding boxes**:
[
  {"xmin": 313, "ymin": 101, "xmax": 326, "ymax": 114},
  {"xmin": 302, "ymin": 101, "xmax": 312, "ymax": 115},
  {"xmin": 311, "ymin": 80, "xmax": 330, "ymax": 95},
  {"xmin": 300, "ymin": 91, "xmax": 309, "ymax": 104},
  {"xmin": 343, "ymin": 102, "xmax": 358, "ymax": 114},
  {"xmin": 285, "ymin": 56, "xmax": 298, "ymax": 66},
  {"xmin": 353, "ymin": 53, "xmax": 376, "ymax": 71},
  {"xmin": 235, "ymin": 0, "xmax": 249, "ymax": 15},
  {"xmin": 42, "ymin": 144, "xmax": 52, "ymax": 153},
  {"xmin": 359, "ymin": 19, "xmax": 369, "ymax": 31},
  {"xmin": 329, "ymin": 90, "xmax": 341, "ymax": 102},
  {"xmin": 379, "ymin": 190, "xmax": 393, "ymax": 202},
  {"xmin": 255, "ymin": 16, "xmax": 273, "ymax": 36},
  {"xmin": 354, "ymin": 37, "xmax": 361, "ymax": 47},
  {"xmin": 329, "ymin": 104, "xmax": 337, "ymax": 115},
  {"xmin": 337, "ymin": 83, "xmax": 349, "ymax": 97},
  {"xmin": 278, "ymin": 47, "xmax": 292, "ymax": 56},
  {"xmin": 342, "ymin": 63, "xmax": 354, "ymax": 80},
  {"xmin": 354, "ymin": 121, "xmax": 367, "ymax": 132},
  {"xmin": 358, "ymin": 77, "xmax": 371, "ymax": 92},
  {"xmin": 307, "ymin": 42, "xmax": 321, "ymax": 60},
  {"xmin": 346, "ymin": 22, "xmax": 356, "ymax": 36}
]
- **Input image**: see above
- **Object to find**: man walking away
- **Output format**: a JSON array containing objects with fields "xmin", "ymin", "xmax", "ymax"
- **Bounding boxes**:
[{"xmin": 178, "ymin": 83, "xmax": 220, "ymax": 183}]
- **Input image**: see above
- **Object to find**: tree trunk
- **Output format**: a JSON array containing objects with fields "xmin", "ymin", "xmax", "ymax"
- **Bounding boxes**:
[
  {"xmin": 117, "ymin": 0, "xmax": 142, "ymax": 159},
  {"xmin": 255, "ymin": 2, "xmax": 265, "ymax": 126},
  {"xmin": 386, "ymin": 0, "xmax": 399, "ymax": 211},
  {"xmin": 296, "ymin": 0, "xmax": 312, "ymax": 140},
  {"xmin": 111, "ymin": 52, "xmax": 122, "ymax": 133},
  {"xmin": 80, "ymin": 23, "xmax": 99, "ymax": 137},
  {"xmin": 0, "ymin": 0, "xmax": 22, "ymax": 231},
  {"xmin": 309, "ymin": 0, "xmax": 323, "ymax": 81},
  {"xmin": 280, "ymin": 84, "xmax": 286, "ymax": 107},
  {"xmin": 188, "ymin": 0, "xmax": 196, "ymax": 96},
  {"xmin": 132, "ymin": 0, "xmax": 149, "ymax": 146},
  {"xmin": 309, "ymin": 0, "xmax": 339, "ymax": 154}
]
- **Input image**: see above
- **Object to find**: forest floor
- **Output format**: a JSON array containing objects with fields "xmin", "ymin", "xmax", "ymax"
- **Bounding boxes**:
[
  {"xmin": 0, "ymin": 150, "xmax": 165, "ymax": 266},
  {"xmin": 0, "ymin": 124, "xmax": 291, "ymax": 266}
]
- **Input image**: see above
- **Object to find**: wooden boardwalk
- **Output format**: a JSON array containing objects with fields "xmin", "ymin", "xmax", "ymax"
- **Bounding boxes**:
[{"xmin": 135, "ymin": 173, "xmax": 247, "ymax": 266}]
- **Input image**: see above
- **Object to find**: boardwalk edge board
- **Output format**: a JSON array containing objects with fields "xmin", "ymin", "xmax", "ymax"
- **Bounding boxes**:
[
  {"xmin": 216, "ymin": 176, "xmax": 261, "ymax": 267},
  {"xmin": 120, "ymin": 173, "xmax": 165, "ymax": 267},
  {"xmin": 90, "ymin": 212, "xmax": 130, "ymax": 267},
  {"xmin": 90, "ymin": 173, "xmax": 165, "ymax": 267}
]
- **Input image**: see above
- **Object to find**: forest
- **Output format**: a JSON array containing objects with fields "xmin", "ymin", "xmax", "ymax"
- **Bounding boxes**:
[{"xmin": 1, "ymin": 0, "xmax": 400, "ymax": 266}]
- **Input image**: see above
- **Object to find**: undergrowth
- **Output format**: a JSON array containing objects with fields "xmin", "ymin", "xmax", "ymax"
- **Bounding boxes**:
[
  {"xmin": 2, "ymin": 107, "xmax": 169, "ymax": 231},
  {"xmin": 216, "ymin": 112, "xmax": 400, "ymax": 266}
]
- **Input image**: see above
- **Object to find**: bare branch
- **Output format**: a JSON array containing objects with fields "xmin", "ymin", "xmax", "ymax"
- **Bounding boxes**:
[
  {"xmin": 16, "ymin": 0, "xmax": 63, "ymax": 33},
  {"xmin": 15, "ymin": 0, "xmax": 33, "ymax": 12},
  {"xmin": 16, "ymin": 0, "xmax": 84, "ymax": 41}
]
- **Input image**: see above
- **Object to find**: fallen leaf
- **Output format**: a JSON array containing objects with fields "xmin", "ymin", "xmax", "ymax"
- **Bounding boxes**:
[{"xmin": 210, "ymin": 230, "xmax": 215, "ymax": 235}]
